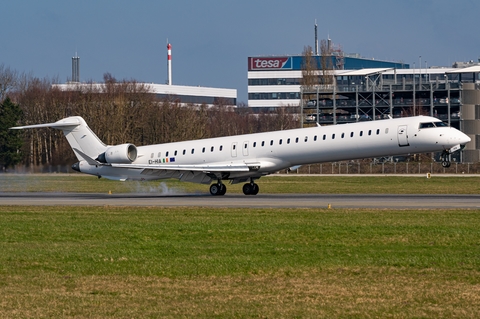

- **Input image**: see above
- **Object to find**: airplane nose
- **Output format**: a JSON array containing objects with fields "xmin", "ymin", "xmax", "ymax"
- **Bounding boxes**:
[{"xmin": 458, "ymin": 131, "xmax": 471, "ymax": 145}]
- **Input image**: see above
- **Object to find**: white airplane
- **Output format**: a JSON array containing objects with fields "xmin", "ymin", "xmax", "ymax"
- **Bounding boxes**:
[{"xmin": 11, "ymin": 115, "xmax": 470, "ymax": 196}]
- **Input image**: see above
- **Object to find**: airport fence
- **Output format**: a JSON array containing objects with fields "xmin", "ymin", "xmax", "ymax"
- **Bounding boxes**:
[{"xmin": 289, "ymin": 162, "xmax": 480, "ymax": 175}]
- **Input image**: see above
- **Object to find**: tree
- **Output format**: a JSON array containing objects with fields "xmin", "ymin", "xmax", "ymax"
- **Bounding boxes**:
[{"xmin": 0, "ymin": 97, "xmax": 23, "ymax": 170}]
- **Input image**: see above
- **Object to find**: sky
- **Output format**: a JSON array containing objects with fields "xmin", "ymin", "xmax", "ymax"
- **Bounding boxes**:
[{"xmin": 2, "ymin": 0, "xmax": 479, "ymax": 104}]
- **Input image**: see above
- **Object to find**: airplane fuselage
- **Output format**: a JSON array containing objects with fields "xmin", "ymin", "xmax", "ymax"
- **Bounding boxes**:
[{"xmin": 75, "ymin": 116, "xmax": 469, "ymax": 185}]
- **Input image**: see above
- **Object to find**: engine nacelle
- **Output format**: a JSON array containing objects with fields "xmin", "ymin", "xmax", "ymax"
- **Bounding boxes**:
[{"xmin": 96, "ymin": 143, "xmax": 137, "ymax": 164}]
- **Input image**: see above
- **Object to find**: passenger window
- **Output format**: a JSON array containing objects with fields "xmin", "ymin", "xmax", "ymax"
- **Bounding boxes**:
[
  {"xmin": 191, "ymin": 149, "xmax": 194, "ymax": 154},
  {"xmin": 341, "ymin": 133, "xmax": 345, "ymax": 138},
  {"xmin": 376, "ymin": 129, "xmax": 380, "ymax": 135},
  {"xmin": 314, "ymin": 135, "xmax": 317, "ymax": 141},
  {"xmin": 350, "ymin": 132, "xmax": 354, "ymax": 137},
  {"xmin": 279, "ymin": 139, "xmax": 283, "ymax": 145},
  {"xmin": 385, "ymin": 128, "xmax": 389, "ymax": 134},
  {"xmin": 211, "ymin": 146, "xmax": 214, "ymax": 152},
  {"xmin": 270, "ymin": 140, "xmax": 273, "ymax": 146},
  {"xmin": 287, "ymin": 138, "xmax": 291, "ymax": 144},
  {"xmin": 183, "ymin": 149, "xmax": 186, "ymax": 155},
  {"xmin": 166, "ymin": 151, "xmax": 169, "ymax": 157},
  {"xmin": 151, "ymin": 153, "xmax": 154, "ymax": 158},
  {"xmin": 304, "ymin": 136, "xmax": 308, "ymax": 142},
  {"xmin": 202, "ymin": 147, "xmax": 205, "ymax": 153},
  {"xmin": 295, "ymin": 137, "xmax": 299, "ymax": 143},
  {"xmin": 220, "ymin": 145, "xmax": 223, "ymax": 151},
  {"xmin": 332, "ymin": 134, "xmax": 335, "ymax": 139},
  {"xmin": 261, "ymin": 141, "xmax": 265, "ymax": 147},
  {"xmin": 253, "ymin": 142, "xmax": 256, "ymax": 147},
  {"xmin": 368, "ymin": 130, "xmax": 372, "ymax": 136},
  {"xmin": 158, "ymin": 152, "xmax": 161, "ymax": 157},
  {"xmin": 323, "ymin": 135, "xmax": 326, "ymax": 140},
  {"xmin": 174, "ymin": 150, "xmax": 178, "ymax": 156},
  {"xmin": 360, "ymin": 131, "xmax": 363, "ymax": 137}
]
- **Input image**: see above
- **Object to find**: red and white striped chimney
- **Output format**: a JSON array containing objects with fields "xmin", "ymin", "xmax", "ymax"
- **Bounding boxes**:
[{"xmin": 167, "ymin": 43, "xmax": 172, "ymax": 85}]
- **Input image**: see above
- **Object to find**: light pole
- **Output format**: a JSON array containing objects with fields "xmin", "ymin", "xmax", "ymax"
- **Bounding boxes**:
[
  {"xmin": 419, "ymin": 56, "xmax": 422, "ymax": 86},
  {"xmin": 413, "ymin": 62, "xmax": 416, "ymax": 116}
]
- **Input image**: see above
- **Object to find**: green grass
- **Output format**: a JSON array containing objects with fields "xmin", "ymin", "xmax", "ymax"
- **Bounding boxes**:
[
  {"xmin": 0, "ymin": 206, "xmax": 479, "ymax": 318},
  {"xmin": 1, "ymin": 173, "xmax": 479, "ymax": 194}
]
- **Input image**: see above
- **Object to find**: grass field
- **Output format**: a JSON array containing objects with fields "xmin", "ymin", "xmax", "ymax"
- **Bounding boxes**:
[
  {"xmin": 1, "ymin": 173, "xmax": 479, "ymax": 194},
  {"xmin": 0, "ymin": 175, "xmax": 479, "ymax": 317}
]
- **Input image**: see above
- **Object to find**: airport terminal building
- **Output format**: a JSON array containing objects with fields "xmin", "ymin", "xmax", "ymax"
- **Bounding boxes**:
[{"xmin": 247, "ymin": 55, "xmax": 407, "ymax": 109}]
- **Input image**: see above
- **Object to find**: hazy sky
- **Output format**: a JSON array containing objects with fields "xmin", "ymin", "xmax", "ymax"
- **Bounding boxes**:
[{"xmin": 2, "ymin": 0, "xmax": 479, "ymax": 103}]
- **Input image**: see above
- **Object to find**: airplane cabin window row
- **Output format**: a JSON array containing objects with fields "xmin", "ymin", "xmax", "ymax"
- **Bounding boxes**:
[{"xmin": 151, "ymin": 127, "xmax": 388, "ymax": 159}]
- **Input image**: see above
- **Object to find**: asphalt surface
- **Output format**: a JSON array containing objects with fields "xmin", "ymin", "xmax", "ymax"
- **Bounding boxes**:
[{"xmin": 1, "ymin": 192, "xmax": 479, "ymax": 209}]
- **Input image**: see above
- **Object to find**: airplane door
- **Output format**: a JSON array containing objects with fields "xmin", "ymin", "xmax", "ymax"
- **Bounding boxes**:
[
  {"xmin": 231, "ymin": 142, "xmax": 237, "ymax": 157},
  {"xmin": 242, "ymin": 141, "xmax": 249, "ymax": 156},
  {"xmin": 397, "ymin": 125, "xmax": 409, "ymax": 147}
]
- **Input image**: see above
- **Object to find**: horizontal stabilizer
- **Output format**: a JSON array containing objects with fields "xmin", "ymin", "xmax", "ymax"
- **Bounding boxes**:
[{"xmin": 10, "ymin": 118, "xmax": 81, "ymax": 130}]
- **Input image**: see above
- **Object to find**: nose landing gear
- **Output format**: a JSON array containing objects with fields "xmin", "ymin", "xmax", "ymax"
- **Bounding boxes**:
[{"xmin": 441, "ymin": 151, "xmax": 451, "ymax": 168}]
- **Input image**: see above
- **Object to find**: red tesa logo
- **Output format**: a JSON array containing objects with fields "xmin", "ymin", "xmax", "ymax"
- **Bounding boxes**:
[{"xmin": 249, "ymin": 57, "xmax": 290, "ymax": 70}]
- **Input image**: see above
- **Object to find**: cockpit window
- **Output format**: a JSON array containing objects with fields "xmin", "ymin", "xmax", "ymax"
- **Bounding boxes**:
[
  {"xmin": 419, "ymin": 121, "xmax": 448, "ymax": 129},
  {"xmin": 419, "ymin": 122, "xmax": 436, "ymax": 129},
  {"xmin": 433, "ymin": 121, "xmax": 448, "ymax": 127}
]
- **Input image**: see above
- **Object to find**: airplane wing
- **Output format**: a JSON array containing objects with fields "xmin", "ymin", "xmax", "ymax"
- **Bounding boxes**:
[
  {"xmin": 110, "ymin": 162, "xmax": 257, "ymax": 184},
  {"xmin": 111, "ymin": 162, "xmax": 253, "ymax": 172}
]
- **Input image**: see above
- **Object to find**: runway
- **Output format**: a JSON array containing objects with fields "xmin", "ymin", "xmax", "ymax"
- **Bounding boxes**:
[{"xmin": 1, "ymin": 192, "xmax": 479, "ymax": 209}]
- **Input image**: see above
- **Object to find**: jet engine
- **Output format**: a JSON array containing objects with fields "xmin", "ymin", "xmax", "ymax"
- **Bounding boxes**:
[{"xmin": 96, "ymin": 143, "xmax": 137, "ymax": 164}]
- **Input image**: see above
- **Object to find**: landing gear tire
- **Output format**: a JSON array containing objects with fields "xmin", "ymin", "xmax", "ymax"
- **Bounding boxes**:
[
  {"xmin": 210, "ymin": 183, "xmax": 226, "ymax": 196},
  {"xmin": 442, "ymin": 161, "xmax": 451, "ymax": 168},
  {"xmin": 242, "ymin": 183, "xmax": 259, "ymax": 195}
]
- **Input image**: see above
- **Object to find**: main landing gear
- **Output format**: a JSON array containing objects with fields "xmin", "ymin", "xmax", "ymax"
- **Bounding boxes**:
[
  {"xmin": 209, "ymin": 182, "xmax": 227, "ymax": 196},
  {"xmin": 242, "ymin": 180, "xmax": 259, "ymax": 195},
  {"xmin": 209, "ymin": 179, "xmax": 260, "ymax": 196}
]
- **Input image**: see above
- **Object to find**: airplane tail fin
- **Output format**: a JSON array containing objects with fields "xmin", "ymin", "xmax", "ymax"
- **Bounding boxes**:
[{"xmin": 11, "ymin": 116, "xmax": 107, "ymax": 161}]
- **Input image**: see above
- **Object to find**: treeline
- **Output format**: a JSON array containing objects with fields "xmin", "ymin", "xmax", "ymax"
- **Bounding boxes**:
[{"xmin": 2, "ymin": 69, "xmax": 298, "ymax": 167}]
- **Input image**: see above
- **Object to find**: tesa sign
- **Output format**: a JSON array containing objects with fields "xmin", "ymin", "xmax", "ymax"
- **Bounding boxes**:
[{"xmin": 249, "ymin": 57, "xmax": 292, "ymax": 70}]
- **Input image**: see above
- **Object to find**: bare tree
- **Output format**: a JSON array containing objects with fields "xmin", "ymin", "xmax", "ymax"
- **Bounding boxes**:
[{"xmin": 0, "ymin": 64, "xmax": 19, "ymax": 102}]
